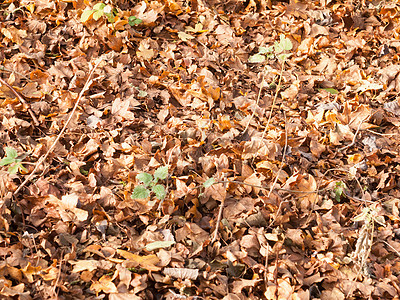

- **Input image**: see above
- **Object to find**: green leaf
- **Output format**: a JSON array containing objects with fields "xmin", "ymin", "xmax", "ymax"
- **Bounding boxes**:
[
  {"xmin": 8, "ymin": 164, "xmax": 19, "ymax": 174},
  {"xmin": 137, "ymin": 172, "xmax": 153, "ymax": 186},
  {"xmin": 248, "ymin": 54, "xmax": 265, "ymax": 63},
  {"xmin": 178, "ymin": 31, "xmax": 195, "ymax": 42},
  {"xmin": 154, "ymin": 166, "xmax": 168, "ymax": 181},
  {"xmin": 5, "ymin": 147, "xmax": 18, "ymax": 159},
  {"xmin": 80, "ymin": 9, "xmax": 94, "ymax": 23},
  {"xmin": 145, "ymin": 241, "xmax": 175, "ymax": 251},
  {"xmin": 0, "ymin": 157, "xmax": 15, "ymax": 166},
  {"xmin": 258, "ymin": 46, "xmax": 273, "ymax": 54},
  {"xmin": 138, "ymin": 90, "xmax": 147, "ymax": 98},
  {"xmin": 128, "ymin": 16, "xmax": 143, "ymax": 26},
  {"xmin": 152, "ymin": 184, "xmax": 166, "ymax": 200},
  {"xmin": 92, "ymin": 9, "xmax": 104, "ymax": 21},
  {"xmin": 280, "ymin": 34, "xmax": 293, "ymax": 51},
  {"xmin": 105, "ymin": 12, "xmax": 115, "ymax": 23},
  {"xmin": 319, "ymin": 88, "xmax": 339, "ymax": 95},
  {"xmin": 203, "ymin": 178, "xmax": 215, "ymax": 188},
  {"xmin": 277, "ymin": 53, "xmax": 291, "ymax": 61},
  {"xmin": 93, "ymin": 2, "xmax": 106, "ymax": 11},
  {"xmin": 132, "ymin": 186, "xmax": 150, "ymax": 199}
]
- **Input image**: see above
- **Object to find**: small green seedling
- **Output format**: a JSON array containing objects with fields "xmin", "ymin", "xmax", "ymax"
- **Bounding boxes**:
[
  {"xmin": 332, "ymin": 181, "xmax": 346, "ymax": 202},
  {"xmin": 132, "ymin": 166, "xmax": 168, "ymax": 201},
  {"xmin": 0, "ymin": 147, "xmax": 27, "ymax": 174},
  {"xmin": 203, "ymin": 177, "xmax": 215, "ymax": 188},
  {"xmin": 318, "ymin": 88, "xmax": 339, "ymax": 95},
  {"xmin": 80, "ymin": 2, "xmax": 118, "ymax": 23},
  {"xmin": 128, "ymin": 16, "xmax": 142, "ymax": 26},
  {"xmin": 248, "ymin": 34, "xmax": 293, "ymax": 63}
]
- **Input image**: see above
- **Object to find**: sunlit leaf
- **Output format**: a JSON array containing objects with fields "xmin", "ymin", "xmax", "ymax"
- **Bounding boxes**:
[
  {"xmin": 132, "ymin": 186, "xmax": 150, "ymax": 199},
  {"xmin": 8, "ymin": 164, "xmax": 19, "ymax": 174},
  {"xmin": 137, "ymin": 172, "xmax": 153, "ymax": 186},
  {"xmin": 248, "ymin": 54, "xmax": 265, "ymax": 63},
  {"xmin": 277, "ymin": 53, "xmax": 291, "ymax": 61},
  {"xmin": 152, "ymin": 184, "xmax": 166, "ymax": 200},
  {"xmin": 178, "ymin": 31, "xmax": 195, "ymax": 41},
  {"xmin": 203, "ymin": 178, "xmax": 215, "ymax": 188},
  {"xmin": 0, "ymin": 156, "xmax": 15, "ymax": 166},
  {"xmin": 319, "ymin": 88, "xmax": 339, "ymax": 94},
  {"xmin": 145, "ymin": 241, "xmax": 175, "ymax": 251},
  {"xmin": 93, "ymin": 2, "xmax": 106, "ymax": 10},
  {"xmin": 258, "ymin": 46, "xmax": 273, "ymax": 54},
  {"xmin": 93, "ymin": 9, "xmax": 104, "ymax": 21},
  {"xmin": 280, "ymin": 34, "xmax": 293, "ymax": 51},
  {"xmin": 80, "ymin": 9, "xmax": 94, "ymax": 23},
  {"xmin": 154, "ymin": 166, "xmax": 168, "ymax": 181},
  {"xmin": 129, "ymin": 16, "xmax": 142, "ymax": 26},
  {"xmin": 163, "ymin": 268, "xmax": 199, "ymax": 280},
  {"xmin": 5, "ymin": 147, "xmax": 18, "ymax": 159}
]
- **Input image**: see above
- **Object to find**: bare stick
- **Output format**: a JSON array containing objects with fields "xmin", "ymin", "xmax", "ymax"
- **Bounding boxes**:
[
  {"xmin": 268, "ymin": 111, "xmax": 288, "ymax": 198},
  {"xmin": 13, "ymin": 58, "xmax": 103, "ymax": 196},
  {"xmin": 242, "ymin": 73, "xmax": 265, "ymax": 134},
  {"xmin": 0, "ymin": 65, "xmax": 32, "ymax": 81},
  {"xmin": 339, "ymin": 114, "xmax": 371, "ymax": 151},
  {"xmin": 211, "ymin": 173, "xmax": 227, "ymax": 244},
  {"xmin": 260, "ymin": 59, "xmax": 286, "ymax": 141},
  {"xmin": 0, "ymin": 77, "xmax": 39, "ymax": 126}
]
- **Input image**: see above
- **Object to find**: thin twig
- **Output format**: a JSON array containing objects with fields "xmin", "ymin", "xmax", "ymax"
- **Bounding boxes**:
[
  {"xmin": 366, "ymin": 129, "xmax": 398, "ymax": 136},
  {"xmin": 0, "ymin": 77, "xmax": 39, "ymax": 126},
  {"xmin": 242, "ymin": 73, "xmax": 265, "ymax": 134},
  {"xmin": 339, "ymin": 114, "xmax": 371, "ymax": 151},
  {"xmin": 211, "ymin": 173, "xmax": 227, "ymax": 244},
  {"xmin": 13, "ymin": 58, "xmax": 103, "ymax": 197},
  {"xmin": 158, "ymin": 144, "xmax": 179, "ymax": 211},
  {"xmin": 0, "ymin": 65, "xmax": 32, "ymax": 81},
  {"xmin": 268, "ymin": 111, "xmax": 288, "ymax": 198},
  {"xmin": 260, "ymin": 59, "xmax": 286, "ymax": 141}
]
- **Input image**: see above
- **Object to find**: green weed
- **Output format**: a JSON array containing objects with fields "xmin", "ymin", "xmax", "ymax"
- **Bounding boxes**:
[
  {"xmin": 0, "ymin": 147, "xmax": 27, "ymax": 174},
  {"xmin": 132, "ymin": 166, "xmax": 168, "ymax": 201}
]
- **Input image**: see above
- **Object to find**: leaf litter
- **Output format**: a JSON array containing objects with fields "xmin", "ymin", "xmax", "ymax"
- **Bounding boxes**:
[{"xmin": 0, "ymin": 0, "xmax": 400, "ymax": 299}]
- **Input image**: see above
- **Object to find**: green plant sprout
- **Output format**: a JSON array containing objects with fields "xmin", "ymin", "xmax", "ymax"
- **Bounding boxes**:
[
  {"xmin": 244, "ymin": 34, "xmax": 293, "ymax": 144},
  {"xmin": 132, "ymin": 166, "xmax": 168, "ymax": 201},
  {"xmin": 332, "ymin": 181, "xmax": 347, "ymax": 202},
  {"xmin": 248, "ymin": 34, "xmax": 292, "ymax": 63},
  {"xmin": 0, "ymin": 147, "xmax": 27, "ymax": 174},
  {"xmin": 80, "ymin": 3, "xmax": 118, "ymax": 23},
  {"xmin": 80, "ymin": 2, "xmax": 142, "ymax": 26},
  {"xmin": 128, "ymin": 16, "xmax": 142, "ymax": 26}
]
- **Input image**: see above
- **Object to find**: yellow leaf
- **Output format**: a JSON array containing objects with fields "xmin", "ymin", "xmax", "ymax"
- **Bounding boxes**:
[{"xmin": 116, "ymin": 250, "xmax": 161, "ymax": 271}]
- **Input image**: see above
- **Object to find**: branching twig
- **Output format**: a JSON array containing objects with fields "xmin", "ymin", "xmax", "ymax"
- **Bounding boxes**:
[
  {"xmin": 242, "ymin": 73, "xmax": 265, "ymax": 134},
  {"xmin": 13, "ymin": 58, "xmax": 103, "ymax": 197},
  {"xmin": 211, "ymin": 173, "xmax": 227, "ymax": 244},
  {"xmin": 0, "ymin": 65, "xmax": 32, "ymax": 81},
  {"xmin": 268, "ymin": 111, "xmax": 288, "ymax": 198},
  {"xmin": 260, "ymin": 59, "xmax": 286, "ymax": 141},
  {"xmin": 339, "ymin": 114, "xmax": 371, "ymax": 151},
  {"xmin": 0, "ymin": 77, "xmax": 39, "ymax": 126}
]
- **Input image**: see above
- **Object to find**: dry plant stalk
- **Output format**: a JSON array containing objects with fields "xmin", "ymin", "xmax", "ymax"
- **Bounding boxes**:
[
  {"xmin": 13, "ymin": 57, "xmax": 104, "ymax": 197},
  {"xmin": 347, "ymin": 204, "xmax": 385, "ymax": 297},
  {"xmin": 0, "ymin": 77, "xmax": 39, "ymax": 126}
]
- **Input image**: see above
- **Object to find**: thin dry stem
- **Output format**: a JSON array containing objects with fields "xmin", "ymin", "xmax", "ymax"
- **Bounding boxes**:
[
  {"xmin": 0, "ymin": 77, "xmax": 39, "ymax": 126},
  {"xmin": 211, "ymin": 173, "xmax": 227, "ymax": 244},
  {"xmin": 339, "ymin": 114, "xmax": 371, "ymax": 151},
  {"xmin": 267, "ymin": 111, "xmax": 288, "ymax": 198},
  {"xmin": 13, "ymin": 58, "xmax": 103, "ymax": 197},
  {"xmin": 242, "ymin": 73, "xmax": 265, "ymax": 134},
  {"xmin": 260, "ymin": 59, "xmax": 286, "ymax": 141}
]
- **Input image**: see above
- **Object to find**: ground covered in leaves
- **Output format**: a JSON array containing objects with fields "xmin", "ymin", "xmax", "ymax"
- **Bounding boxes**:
[{"xmin": 1, "ymin": 0, "xmax": 400, "ymax": 299}]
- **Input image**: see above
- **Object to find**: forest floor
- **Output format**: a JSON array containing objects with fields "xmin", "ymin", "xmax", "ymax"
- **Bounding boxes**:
[{"xmin": 1, "ymin": 0, "xmax": 400, "ymax": 299}]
